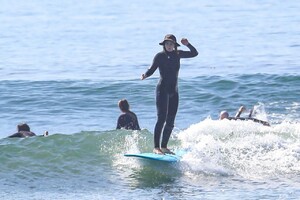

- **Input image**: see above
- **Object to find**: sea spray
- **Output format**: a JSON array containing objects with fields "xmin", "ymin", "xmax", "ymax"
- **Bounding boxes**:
[{"xmin": 177, "ymin": 119, "xmax": 300, "ymax": 180}]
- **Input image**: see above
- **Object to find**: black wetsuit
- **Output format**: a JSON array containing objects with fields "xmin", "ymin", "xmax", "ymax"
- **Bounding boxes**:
[
  {"xmin": 144, "ymin": 44, "xmax": 198, "ymax": 148},
  {"xmin": 228, "ymin": 117, "xmax": 270, "ymax": 126},
  {"xmin": 116, "ymin": 111, "xmax": 141, "ymax": 130},
  {"xmin": 8, "ymin": 131, "xmax": 36, "ymax": 138}
]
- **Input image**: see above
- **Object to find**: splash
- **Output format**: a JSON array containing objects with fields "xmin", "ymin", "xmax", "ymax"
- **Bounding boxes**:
[{"xmin": 177, "ymin": 118, "xmax": 300, "ymax": 179}]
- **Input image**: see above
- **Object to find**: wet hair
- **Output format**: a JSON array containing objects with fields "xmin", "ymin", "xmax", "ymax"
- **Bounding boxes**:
[
  {"xmin": 174, "ymin": 45, "xmax": 178, "ymax": 54},
  {"xmin": 17, "ymin": 123, "xmax": 30, "ymax": 132},
  {"xmin": 118, "ymin": 99, "xmax": 130, "ymax": 112}
]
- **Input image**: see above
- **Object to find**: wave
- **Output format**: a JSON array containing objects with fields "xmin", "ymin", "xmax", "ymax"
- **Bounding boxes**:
[
  {"xmin": 1, "ymin": 118, "xmax": 300, "ymax": 188},
  {"xmin": 0, "ymin": 73, "xmax": 299, "ymax": 137},
  {"xmin": 177, "ymin": 119, "xmax": 300, "ymax": 179},
  {"xmin": 1, "ymin": 73, "xmax": 300, "ymax": 182}
]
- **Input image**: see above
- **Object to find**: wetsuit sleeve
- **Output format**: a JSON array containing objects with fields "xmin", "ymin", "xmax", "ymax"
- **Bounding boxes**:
[
  {"xmin": 227, "ymin": 117, "xmax": 247, "ymax": 121},
  {"xmin": 144, "ymin": 53, "xmax": 160, "ymax": 77},
  {"xmin": 116, "ymin": 116, "xmax": 124, "ymax": 129},
  {"xmin": 136, "ymin": 122, "xmax": 141, "ymax": 130},
  {"xmin": 179, "ymin": 43, "xmax": 198, "ymax": 58},
  {"xmin": 235, "ymin": 111, "xmax": 243, "ymax": 118},
  {"xmin": 135, "ymin": 116, "xmax": 141, "ymax": 130},
  {"xmin": 249, "ymin": 118, "xmax": 270, "ymax": 126}
]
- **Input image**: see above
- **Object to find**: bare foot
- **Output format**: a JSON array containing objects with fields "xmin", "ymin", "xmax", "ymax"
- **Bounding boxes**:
[
  {"xmin": 161, "ymin": 148, "xmax": 175, "ymax": 155},
  {"xmin": 153, "ymin": 148, "xmax": 164, "ymax": 155}
]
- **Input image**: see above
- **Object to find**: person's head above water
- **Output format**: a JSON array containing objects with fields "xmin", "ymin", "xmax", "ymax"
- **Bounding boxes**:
[
  {"xmin": 118, "ymin": 99, "xmax": 130, "ymax": 112},
  {"xmin": 17, "ymin": 123, "xmax": 30, "ymax": 132},
  {"xmin": 219, "ymin": 111, "xmax": 229, "ymax": 120},
  {"xmin": 159, "ymin": 34, "xmax": 180, "ymax": 47},
  {"xmin": 159, "ymin": 34, "xmax": 180, "ymax": 52}
]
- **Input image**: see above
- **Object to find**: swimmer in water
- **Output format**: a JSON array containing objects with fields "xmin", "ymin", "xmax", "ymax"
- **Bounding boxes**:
[
  {"xmin": 116, "ymin": 99, "xmax": 141, "ymax": 130},
  {"xmin": 219, "ymin": 106, "xmax": 270, "ymax": 126},
  {"xmin": 8, "ymin": 123, "xmax": 36, "ymax": 138}
]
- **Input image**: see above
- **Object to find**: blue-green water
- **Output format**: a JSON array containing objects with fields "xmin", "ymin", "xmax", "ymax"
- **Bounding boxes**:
[{"xmin": 1, "ymin": 0, "xmax": 300, "ymax": 199}]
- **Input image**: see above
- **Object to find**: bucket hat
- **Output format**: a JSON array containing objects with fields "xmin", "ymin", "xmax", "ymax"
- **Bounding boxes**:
[{"xmin": 159, "ymin": 34, "xmax": 180, "ymax": 46}]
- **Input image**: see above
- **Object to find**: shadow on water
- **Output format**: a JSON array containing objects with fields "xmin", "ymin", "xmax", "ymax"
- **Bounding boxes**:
[
  {"xmin": 130, "ymin": 168, "xmax": 175, "ymax": 188},
  {"xmin": 115, "ymin": 154, "xmax": 183, "ymax": 189}
]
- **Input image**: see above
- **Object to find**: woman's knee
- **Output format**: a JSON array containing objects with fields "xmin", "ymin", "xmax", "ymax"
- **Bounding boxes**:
[{"xmin": 165, "ymin": 115, "xmax": 176, "ymax": 127}]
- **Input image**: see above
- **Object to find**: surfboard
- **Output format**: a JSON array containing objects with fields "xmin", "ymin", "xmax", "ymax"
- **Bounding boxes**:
[{"xmin": 124, "ymin": 152, "xmax": 181, "ymax": 162}]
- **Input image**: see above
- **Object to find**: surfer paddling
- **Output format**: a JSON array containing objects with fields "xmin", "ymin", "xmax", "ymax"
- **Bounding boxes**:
[
  {"xmin": 220, "ymin": 106, "xmax": 270, "ymax": 126},
  {"xmin": 8, "ymin": 123, "xmax": 36, "ymax": 138},
  {"xmin": 8, "ymin": 123, "xmax": 50, "ymax": 138},
  {"xmin": 141, "ymin": 34, "xmax": 198, "ymax": 155}
]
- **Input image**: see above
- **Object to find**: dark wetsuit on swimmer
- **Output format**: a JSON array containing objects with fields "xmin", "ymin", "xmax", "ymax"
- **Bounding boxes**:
[
  {"xmin": 221, "ymin": 108, "xmax": 270, "ymax": 126},
  {"xmin": 227, "ymin": 117, "xmax": 270, "ymax": 126},
  {"xmin": 8, "ymin": 131, "xmax": 36, "ymax": 138},
  {"xmin": 8, "ymin": 123, "xmax": 36, "ymax": 138},
  {"xmin": 144, "ymin": 43, "xmax": 198, "ymax": 148},
  {"xmin": 116, "ymin": 111, "xmax": 141, "ymax": 130}
]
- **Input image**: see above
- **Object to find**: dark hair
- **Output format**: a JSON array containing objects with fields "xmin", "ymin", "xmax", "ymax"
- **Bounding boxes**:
[
  {"xmin": 118, "ymin": 99, "xmax": 130, "ymax": 112},
  {"xmin": 18, "ymin": 123, "xmax": 30, "ymax": 132}
]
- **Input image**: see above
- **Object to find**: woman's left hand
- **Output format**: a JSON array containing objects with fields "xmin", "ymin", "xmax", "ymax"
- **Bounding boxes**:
[{"xmin": 181, "ymin": 38, "xmax": 189, "ymax": 46}]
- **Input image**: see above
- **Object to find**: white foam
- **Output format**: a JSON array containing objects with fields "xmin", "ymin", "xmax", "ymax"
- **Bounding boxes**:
[{"xmin": 177, "ymin": 119, "xmax": 300, "ymax": 179}]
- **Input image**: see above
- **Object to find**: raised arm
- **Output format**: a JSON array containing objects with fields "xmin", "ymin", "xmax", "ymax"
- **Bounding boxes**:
[
  {"xmin": 179, "ymin": 38, "xmax": 198, "ymax": 58},
  {"xmin": 235, "ymin": 106, "xmax": 246, "ymax": 118}
]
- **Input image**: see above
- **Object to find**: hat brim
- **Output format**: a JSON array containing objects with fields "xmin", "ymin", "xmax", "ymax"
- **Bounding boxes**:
[{"xmin": 159, "ymin": 40, "xmax": 180, "ymax": 47}]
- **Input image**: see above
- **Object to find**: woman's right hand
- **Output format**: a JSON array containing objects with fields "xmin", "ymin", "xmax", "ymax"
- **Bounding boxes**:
[{"xmin": 181, "ymin": 38, "xmax": 189, "ymax": 46}]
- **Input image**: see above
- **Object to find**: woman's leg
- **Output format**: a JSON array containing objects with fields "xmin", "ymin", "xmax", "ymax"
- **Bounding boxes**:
[
  {"xmin": 161, "ymin": 92, "xmax": 179, "ymax": 148},
  {"xmin": 154, "ymin": 88, "xmax": 168, "ymax": 148}
]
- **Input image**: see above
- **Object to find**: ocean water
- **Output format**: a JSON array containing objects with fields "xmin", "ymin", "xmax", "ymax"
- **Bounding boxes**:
[{"xmin": 0, "ymin": 0, "xmax": 300, "ymax": 199}]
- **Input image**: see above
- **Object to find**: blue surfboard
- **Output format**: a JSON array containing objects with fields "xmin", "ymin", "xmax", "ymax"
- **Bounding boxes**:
[{"xmin": 124, "ymin": 152, "xmax": 181, "ymax": 163}]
